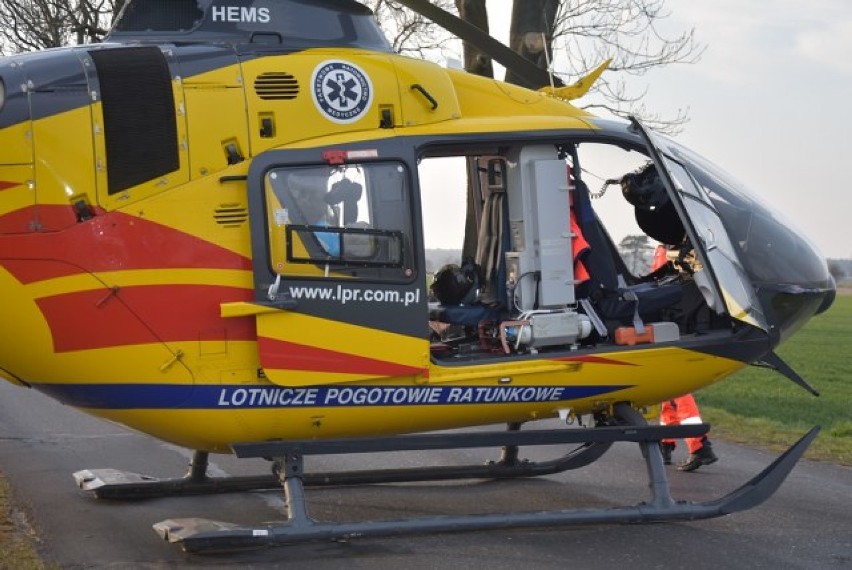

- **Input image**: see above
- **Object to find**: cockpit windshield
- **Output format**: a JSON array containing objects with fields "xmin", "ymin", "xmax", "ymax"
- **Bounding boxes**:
[
  {"xmin": 646, "ymin": 129, "xmax": 834, "ymax": 341},
  {"xmin": 665, "ymin": 142, "xmax": 831, "ymax": 293}
]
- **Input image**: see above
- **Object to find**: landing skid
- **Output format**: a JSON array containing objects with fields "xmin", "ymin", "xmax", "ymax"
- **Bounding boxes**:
[
  {"xmin": 158, "ymin": 425, "xmax": 818, "ymax": 553},
  {"xmin": 75, "ymin": 405, "xmax": 819, "ymax": 553},
  {"xmin": 74, "ymin": 422, "xmax": 615, "ymax": 500}
]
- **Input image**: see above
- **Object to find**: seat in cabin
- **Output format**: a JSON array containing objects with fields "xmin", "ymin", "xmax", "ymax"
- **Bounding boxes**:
[
  {"xmin": 430, "ymin": 171, "xmax": 683, "ymax": 340},
  {"xmin": 572, "ymin": 178, "xmax": 683, "ymax": 332}
]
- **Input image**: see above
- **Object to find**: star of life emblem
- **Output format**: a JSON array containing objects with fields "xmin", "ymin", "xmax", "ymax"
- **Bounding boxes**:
[{"xmin": 311, "ymin": 60, "xmax": 374, "ymax": 124}]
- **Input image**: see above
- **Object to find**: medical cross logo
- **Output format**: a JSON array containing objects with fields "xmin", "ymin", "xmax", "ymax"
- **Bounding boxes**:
[{"xmin": 311, "ymin": 60, "xmax": 373, "ymax": 124}]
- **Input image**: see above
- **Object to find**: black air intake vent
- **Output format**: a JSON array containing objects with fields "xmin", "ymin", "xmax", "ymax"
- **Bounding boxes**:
[
  {"xmin": 214, "ymin": 205, "xmax": 248, "ymax": 228},
  {"xmin": 90, "ymin": 46, "xmax": 179, "ymax": 195},
  {"xmin": 254, "ymin": 73, "xmax": 299, "ymax": 100}
]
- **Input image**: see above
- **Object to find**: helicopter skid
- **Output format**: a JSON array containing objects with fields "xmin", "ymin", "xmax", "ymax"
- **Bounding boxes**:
[
  {"xmin": 73, "ymin": 423, "xmax": 618, "ymax": 500},
  {"xmin": 73, "ymin": 468, "xmax": 281, "ymax": 500},
  {"xmin": 155, "ymin": 421, "xmax": 815, "ymax": 553},
  {"xmin": 148, "ymin": 406, "xmax": 818, "ymax": 553}
]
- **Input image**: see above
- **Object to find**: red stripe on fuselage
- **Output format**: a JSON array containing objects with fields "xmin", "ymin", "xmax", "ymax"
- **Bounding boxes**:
[
  {"xmin": 2, "ymin": 259, "xmax": 85, "ymax": 283},
  {"xmin": 0, "ymin": 204, "xmax": 79, "ymax": 234},
  {"xmin": 36, "ymin": 284, "xmax": 255, "ymax": 352},
  {"xmin": 0, "ymin": 181, "xmax": 20, "ymax": 192},
  {"xmin": 555, "ymin": 355, "xmax": 637, "ymax": 366},
  {"xmin": 258, "ymin": 337, "xmax": 426, "ymax": 378},
  {"xmin": 0, "ymin": 207, "xmax": 251, "ymax": 284}
]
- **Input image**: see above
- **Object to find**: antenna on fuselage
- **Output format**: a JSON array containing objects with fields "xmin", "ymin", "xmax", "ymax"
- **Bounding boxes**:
[{"xmin": 542, "ymin": 32, "xmax": 555, "ymax": 91}]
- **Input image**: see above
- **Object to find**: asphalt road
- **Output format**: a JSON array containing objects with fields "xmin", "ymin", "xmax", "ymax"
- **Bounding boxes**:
[{"xmin": 1, "ymin": 381, "xmax": 850, "ymax": 569}]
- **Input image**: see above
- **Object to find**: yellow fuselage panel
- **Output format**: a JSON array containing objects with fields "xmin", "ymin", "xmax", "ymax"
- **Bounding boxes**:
[
  {"xmin": 0, "ymin": 121, "xmax": 33, "ymax": 165},
  {"xmin": 257, "ymin": 312, "xmax": 429, "ymax": 386},
  {"xmin": 446, "ymin": 67, "xmax": 594, "ymax": 120},
  {"xmin": 115, "ymin": 161, "xmax": 254, "ymax": 261},
  {"xmin": 241, "ymin": 50, "xmax": 403, "ymax": 154},
  {"xmin": 390, "ymin": 56, "xmax": 462, "ymax": 126},
  {"xmin": 0, "ymin": 263, "xmax": 192, "ymax": 384},
  {"xmin": 31, "ymin": 105, "xmax": 96, "ymax": 210},
  {"xmin": 184, "ymin": 84, "xmax": 250, "ymax": 179},
  {"xmin": 0, "ymin": 165, "xmax": 35, "ymax": 232}
]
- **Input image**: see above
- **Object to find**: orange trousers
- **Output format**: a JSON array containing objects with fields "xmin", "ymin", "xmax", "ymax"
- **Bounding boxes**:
[{"xmin": 660, "ymin": 394, "xmax": 705, "ymax": 453}]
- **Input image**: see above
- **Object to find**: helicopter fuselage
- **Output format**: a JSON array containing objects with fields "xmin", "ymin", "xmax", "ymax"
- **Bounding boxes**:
[{"xmin": 0, "ymin": 1, "xmax": 834, "ymax": 454}]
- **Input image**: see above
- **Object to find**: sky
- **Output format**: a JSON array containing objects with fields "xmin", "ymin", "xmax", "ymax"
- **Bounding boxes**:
[{"xmin": 466, "ymin": 0, "xmax": 852, "ymax": 260}]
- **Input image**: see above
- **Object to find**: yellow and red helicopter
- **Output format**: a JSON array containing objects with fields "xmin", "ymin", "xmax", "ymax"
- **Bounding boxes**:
[{"xmin": 0, "ymin": 0, "xmax": 836, "ymax": 552}]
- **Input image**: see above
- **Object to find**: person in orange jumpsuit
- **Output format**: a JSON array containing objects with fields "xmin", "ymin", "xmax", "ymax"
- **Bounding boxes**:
[
  {"xmin": 650, "ymin": 244, "xmax": 719, "ymax": 471},
  {"xmin": 660, "ymin": 394, "xmax": 718, "ymax": 471}
]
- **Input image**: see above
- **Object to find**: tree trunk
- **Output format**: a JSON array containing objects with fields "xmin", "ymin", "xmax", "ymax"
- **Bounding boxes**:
[
  {"xmin": 505, "ymin": 0, "xmax": 558, "ymax": 88},
  {"xmin": 455, "ymin": 0, "xmax": 493, "ymax": 261},
  {"xmin": 454, "ymin": 0, "xmax": 493, "ymax": 78}
]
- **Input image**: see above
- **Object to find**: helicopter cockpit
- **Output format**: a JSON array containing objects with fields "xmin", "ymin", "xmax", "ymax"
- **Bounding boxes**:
[
  {"xmin": 247, "ymin": 110, "xmax": 833, "ymax": 369},
  {"xmin": 421, "ymin": 138, "xmax": 708, "ymax": 361}
]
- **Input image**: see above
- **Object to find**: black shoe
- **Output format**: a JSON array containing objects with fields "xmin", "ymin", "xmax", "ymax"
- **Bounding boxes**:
[
  {"xmin": 677, "ymin": 443, "xmax": 718, "ymax": 472},
  {"xmin": 660, "ymin": 442, "xmax": 675, "ymax": 465}
]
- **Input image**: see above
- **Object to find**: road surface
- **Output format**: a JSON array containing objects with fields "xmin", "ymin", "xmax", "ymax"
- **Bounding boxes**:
[{"xmin": 1, "ymin": 381, "xmax": 850, "ymax": 569}]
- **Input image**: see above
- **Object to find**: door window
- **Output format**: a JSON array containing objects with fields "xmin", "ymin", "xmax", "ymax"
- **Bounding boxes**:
[{"xmin": 264, "ymin": 161, "xmax": 414, "ymax": 282}]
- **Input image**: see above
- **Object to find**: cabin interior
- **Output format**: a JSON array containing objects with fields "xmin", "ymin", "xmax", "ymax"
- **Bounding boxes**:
[{"xmin": 417, "ymin": 138, "xmax": 731, "ymax": 362}]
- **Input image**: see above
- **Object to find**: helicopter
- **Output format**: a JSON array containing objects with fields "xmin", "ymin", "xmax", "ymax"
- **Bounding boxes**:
[{"xmin": 0, "ymin": 0, "xmax": 837, "ymax": 553}]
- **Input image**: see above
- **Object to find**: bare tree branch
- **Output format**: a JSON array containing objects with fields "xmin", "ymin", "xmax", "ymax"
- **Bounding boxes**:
[
  {"xmin": 362, "ymin": 0, "xmax": 457, "ymax": 61},
  {"xmin": 0, "ymin": 0, "xmax": 124, "ymax": 53},
  {"xmin": 547, "ymin": 0, "xmax": 705, "ymax": 133}
]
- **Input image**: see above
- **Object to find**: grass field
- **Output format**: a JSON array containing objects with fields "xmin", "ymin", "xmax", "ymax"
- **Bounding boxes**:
[
  {"xmin": 0, "ymin": 476, "xmax": 45, "ymax": 570},
  {"xmin": 697, "ymin": 294, "xmax": 852, "ymax": 465}
]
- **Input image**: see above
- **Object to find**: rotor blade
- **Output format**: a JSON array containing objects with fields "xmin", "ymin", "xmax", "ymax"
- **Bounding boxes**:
[{"xmin": 392, "ymin": 0, "xmax": 562, "ymax": 88}]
